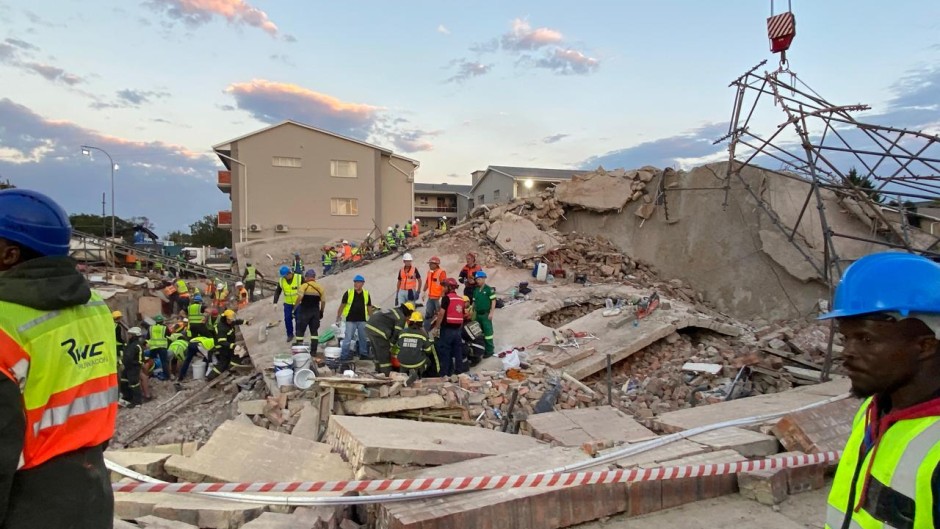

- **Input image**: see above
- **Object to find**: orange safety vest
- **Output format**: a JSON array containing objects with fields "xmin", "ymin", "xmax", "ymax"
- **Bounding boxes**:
[
  {"xmin": 426, "ymin": 269, "xmax": 446, "ymax": 299},
  {"xmin": 237, "ymin": 287, "xmax": 249, "ymax": 308},
  {"xmin": 412, "ymin": 224, "xmax": 419, "ymax": 237},
  {"xmin": 398, "ymin": 266, "xmax": 418, "ymax": 291},
  {"xmin": 0, "ymin": 295, "xmax": 118, "ymax": 470},
  {"xmin": 342, "ymin": 244, "xmax": 352, "ymax": 261}
]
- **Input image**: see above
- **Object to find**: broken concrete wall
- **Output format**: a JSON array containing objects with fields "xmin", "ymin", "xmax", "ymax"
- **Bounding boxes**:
[{"xmin": 560, "ymin": 162, "xmax": 882, "ymax": 320}]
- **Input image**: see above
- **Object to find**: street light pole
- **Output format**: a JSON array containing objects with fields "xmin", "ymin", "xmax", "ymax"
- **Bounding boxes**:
[
  {"xmin": 214, "ymin": 151, "xmax": 248, "ymax": 243},
  {"xmin": 81, "ymin": 145, "xmax": 117, "ymax": 268}
]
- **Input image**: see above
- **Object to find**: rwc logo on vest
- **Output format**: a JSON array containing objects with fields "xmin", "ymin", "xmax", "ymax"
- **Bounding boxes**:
[{"xmin": 61, "ymin": 338, "xmax": 106, "ymax": 365}]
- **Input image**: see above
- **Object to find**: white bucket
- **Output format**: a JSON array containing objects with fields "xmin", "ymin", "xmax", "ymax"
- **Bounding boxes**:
[
  {"xmin": 294, "ymin": 368, "xmax": 315, "ymax": 390},
  {"xmin": 536, "ymin": 262, "xmax": 548, "ymax": 282},
  {"xmin": 191, "ymin": 360, "xmax": 207, "ymax": 381},
  {"xmin": 292, "ymin": 352, "xmax": 311, "ymax": 371},
  {"xmin": 275, "ymin": 368, "xmax": 294, "ymax": 387},
  {"xmin": 332, "ymin": 323, "xmax": 346, "ymax": 339},
  {"xmin": 291, "ymin": 344, "xmax": 311, "ymax": 354},
  {"xmin": 273, "ymin": 357, "xmax": 293, "ymax": 372},
  {"xmin": 324, "ymin": 346, "xmax": 342, "ymax": 360}
]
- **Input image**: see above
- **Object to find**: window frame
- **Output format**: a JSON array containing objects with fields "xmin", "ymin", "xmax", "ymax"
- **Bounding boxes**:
[
  {"xmin": 330, "ymin": 197, "xmax": 359, "ymax": 216},
  {"xmin": 330, "ymin": 160, "xmax": 358, "ymax": 178},
  {"xmin": 272, "ymin": 156, "xmax": 302, "ymax": 168}
]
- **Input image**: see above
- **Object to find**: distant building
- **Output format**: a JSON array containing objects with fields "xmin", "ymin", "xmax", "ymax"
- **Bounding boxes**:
[
  {"xmin": 213, "ymin": 120, "xmax": 418, "ymax": 248},
  {"xmin": 468, "ymin": 166, "xmax": 586, "ymax": 208},
  {"xmin": 413, "ymin": 183, "xmax": 472, "ymax": 226}
]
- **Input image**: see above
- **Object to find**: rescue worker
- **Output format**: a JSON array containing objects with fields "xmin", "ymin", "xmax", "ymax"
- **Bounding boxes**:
[
  {"xmin": 421, "ymin": 256, "xmax": 447, "ymax": 331},
  {"xmin": 242, "ymin": 262, "xmax": 264, "ymax": 302},
  {"xmin": 385, "ymin": 227, "xmax": 397, "ymax": 253},
  {"xmin": 366, "ymin": 301, "xmax": 414, "ymax": 375},
  {"xmin": 294, "ymin": 269, "xmax": 326, "ymax": 346},
  {"xmin": 212, "ymin": 281, "xmax": 228, "ymax": 310},
  {"xmin": 204, "ymin": 277, "xmax": 216, "ymax": 299},
  {"xmin": 173, "ymin": 276, "xmax": 191, "ymax": 313},
  {"xmin": 395, "ymin": 253, "xmax": 421, "ymax": 306},
  {"xmin": 322, "ymin": 245, "xmax": 335, "ymax": 275},
  {"xmin": 438, "ymin": 216, "xmax": 448, "ymax": 232},
  {"xmin": 167, "ymin": 332, "xmax": 189, "ymax": 378},
  {"xmin": 0, "ymin": 189, "xmax": 118, "ymax": 529},
  {"xmin": 235, "ymin": 281, "xmax": 249, "ymax": 309},
  {"xmin": 187, "ymin": 294, "xmax": 211, "ymax": 338},
  {"xmin": 432, "ymin": 278, "xmax": 465, "ymax": 376},
  {"xmin": 395, "ymin": 224, "xmax": 405, "ymax": 247},
  {"xmin": 336, "ymin": 275, "xmax": 374, "ymax": 365},
  {"xmin": 404, "ymin": 220, "xmax": 412, "ymax": 239},
  {"xmin": 340, "ymin": 240, "xmax": 353, "ymax": 262},
  {"xmin": 121, "ymin": 326, "xmax": 146, "ymax": 406},
  {"xmin": 176, "ymin": 335, "xmax": 218, "ymax": 390},
  {"xmin": 458, "ymin": 252, "xmax": 483, "ymax": 298},
  {"xmin": 291, "ymin": 252, "xmax": 304, "ymax": 276},
  {"xmin": 394, "ymin": 312, "xmax": 438, "ymax": 384},
  {"xmin": 209, "ymin": 309, "xmax": 248, "ymax": 380},
  {"xmin": 273, "ymin": 265, "xmax": 301, "ymax": 342},
  {"xmin": 472, "ymin": 270, "xmax": 497, "ymax": 358},
  {"xmin": 147, "ymin": 314, "xmax": 170, "ymax": 381},
  {"xmin": 411, "ymin": 219, "xmax": 420, "ymax": 238},
  {"xmin": 113, "ymin": 309, "xmax": 126, "ymax": 358},
  {"xmin": 820, "ymin": 252, "xmax": 940, "ymax": 529}
]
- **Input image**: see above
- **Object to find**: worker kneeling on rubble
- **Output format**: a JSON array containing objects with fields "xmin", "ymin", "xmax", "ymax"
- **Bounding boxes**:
[
  {"xmin": 366, "ymin": 301, "xmax": 414, "ymax": 375},
  {"xmin": 819, "ymin": 252, "xmax": 940, "ymax": 529},
  {"xmin": 394, "ymin": 312, "xmax": 439, "ymax": 383},
  {"xmin": 175, "ymin": 335, "xmax": 218, "ymax": 391},
  {"xmin": 209, "ymin": 309, "xmax": 248, "ymax": 380},
  {"xmin": 0, "ymin": 189, "xmax": 118, "ymax": 529}
]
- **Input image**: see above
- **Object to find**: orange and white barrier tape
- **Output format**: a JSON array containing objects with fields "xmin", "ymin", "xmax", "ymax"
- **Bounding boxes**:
[{"xmin": 112, "ymin": 450, "xmax": 839, "ymax": 495}]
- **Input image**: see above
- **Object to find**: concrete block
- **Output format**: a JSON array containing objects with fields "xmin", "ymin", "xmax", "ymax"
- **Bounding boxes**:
[
  {"xmin": 524, "ymin": 405, "xmax": 656, "ymax": 446},
  {"xmin": 325, "ymin": 415, "xmax": 543, "ymax": 470},
  {"xmin": 771, "ymin": 451, "xmax": 827, "ymax": 494},
  {"xmin": 342, "ymin": 394, "xmax": 444, "ymax": 415},
  {"xmin": 291, "ymin": 402, "xmax": 322, "ymax": 442},
  {"xmin": 738, "ymin": 468, "xmax": 788, "ymax": 506},
  {"xmin": 114, "ymin": 518, "xmax": 139, "ymax": 529},
  {"xmin": 135, "ymin": 515, "xmax": 199, "ymax": 528},
  {"xmin": 771, "ymin": 397, "xmax": 859, "ymax": 454},
  {"xmin": 237, "ymin": 399, "xmax": 268, "ymax": 415},
  {"xmin": 120, "ymin": 442, "xmax": 201, "ymax": 456},
  {"xmin": 106, "ymin": 451, "xmax": 172, "ymax": 481},
  {"xmin": 293, "ymin": 505, "xmax": 343, "ymax": 529},
  {"xmin": 139, "ymin": 296, "xmax": 164, "ymax": 319},
  {"xmin": 605, "ymin": 439, "xmax": 709, "ymax": 469},
  {"xmin": 689, "ymin": 426, "xmax": 780, "ymax": 457},
  {"xmin": 241, "ymin": 512, "xmax": 304, "ymax": 529},
  {"xmin": 115, "ymin": 492, "xmax": 266, "ymax": 529},
  {"xmin": 165, "ymin": 420, "xmax": 352, "ymax": 483}
]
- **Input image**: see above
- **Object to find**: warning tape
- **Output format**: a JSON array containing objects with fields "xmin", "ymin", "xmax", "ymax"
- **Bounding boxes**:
[{"xmin": 112, "ymin": 450, "xmax": 840, "ymax": 495}]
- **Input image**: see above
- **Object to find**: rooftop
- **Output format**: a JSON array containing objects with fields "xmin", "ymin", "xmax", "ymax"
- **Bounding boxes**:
[{"xmin": 414, "ymin": 182, "xmax": 472, "ymax": 195}]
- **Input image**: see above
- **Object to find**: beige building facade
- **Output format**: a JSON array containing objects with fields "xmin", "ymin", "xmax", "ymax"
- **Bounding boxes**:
[{"xmin": 214, "ymin": 121, "xmax": 418, "ymax": 248}]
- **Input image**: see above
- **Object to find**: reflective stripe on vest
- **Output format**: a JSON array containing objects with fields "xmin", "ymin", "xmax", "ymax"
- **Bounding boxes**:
[
  {"xmin": 245, "ymin": 266, "xmax": 256, "ymax": 281},
  {"xmin": 427, "ymin": 269, "xmax": 446, "ymax": 299},
  {"xmin": 187, "ymin": 303, "xmax": 204, "ymax": 324},
  {"xmin": 0, "ymin": 295, "xmax": 118, "ymax": 470},
  {"xmin": 176, "ymin": 279, "xmax": 189, "ymax": 294},
  {"xmin": 279, "ymin": 274, "xmax": 301, "ymax": 305},
  {"xmin": 322, "ymin": 253, "xmax": 333, "ymax": 265},
  {"xmin": 398, "ymin": 267, "xmax": 418, "ymax": 291},
  {"xmin": 342, "ymin": 289, "xmax": 370, "ymax": 318},
  {"xmin": 444, "ymin": 292, "xmax": 465, "ymax": 325},
  {"xmin": 825, "ymin": 397, "xmax": 940, "ymax": 529},
  {"xmin": 148, "ymin": 324, "xmax": 168, "ymax": 349}
]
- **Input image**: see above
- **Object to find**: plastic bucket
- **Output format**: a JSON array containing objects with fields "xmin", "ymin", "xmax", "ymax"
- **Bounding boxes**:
[
  {"xmin": 273, "ymin": 357, "xmax": 293, "ymax": 372},
  {"xmin": 291, "ymin": 344, "xmax": 311, "ymax": 355},
  {"xmin": 324, "ymin": 346, "xmax": 342, "ymax": 360},
  {"xmin": 332, "ymin": 323, "xmax": 346, "ymax": 339},
  {"xmin": 191, "ymin": 360, "xmax": 207, "ymax": 381},
  {"xmin": 294, "ymin": 368, "xmax": 315, "ymax": 390},
  {"xmin": 275, "ymin": 368, "xmax": 294, "ymax": 388},
  {"xmin": 292, "ymin": 352, "xmax": 311, "ymax": 371}
]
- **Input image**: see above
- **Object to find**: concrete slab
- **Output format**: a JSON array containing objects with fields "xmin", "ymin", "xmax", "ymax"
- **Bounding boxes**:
[
  {"xmin": 106, "ymin": 450, "xmax": 172, "ymax": 481},
  {"xmin": 115, "ymin": 519, "xmax": 139, "ymax": 529},
  {"xmin": 772, "ymin": 397, "xmax": 859, "ymax": 454},
  {"xmin": 555, "ymin": 171, "xmax": 637, "ymax": 212},
  {"xmin": 325, "ymin": 415, "xmax": 544, "ymax": 469},
  {"xmin": 120, "ymin": 442, "xmax": 201, "ymax": 457},
  {"xmin": 135, "ymin": 515, "xmax": 199, "ymax": 528},
  {"xmin": 487, "ymin": 212, "xmax": 563, "ymax": 258},
  {"xmin": 115, "ymin": 492, "xmax": 266, "ymax": 529},
  {"xmin": 139, "ymin": 296, "xmax": 164, "ymax": 319},
  {"xmin": 165, "ymin": 420, "xmax": 352, "ymax": 483},
  {"xmin": 291, "ymin": 402, "xmax": 322, "ymax": 442},
  {"xmin": 342, "ymin": 394, "xmax": 444, "ymax": 415},
  {"xmin": 525, "ymin": 406, "xmax": 656, "ymax": 446},
  {"xmin": 689, "ymin": 427, "xmax": 780, "ymax": 457},
  {"xmin": 607, "ymin": 439, "xmax": 709, "ymax": 469},
  {"xmin": 241, "ymin": 512, "xmax": 304, "ymax": 529}
]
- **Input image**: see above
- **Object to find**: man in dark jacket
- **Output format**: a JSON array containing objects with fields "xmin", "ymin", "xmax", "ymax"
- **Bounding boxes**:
[
  {"xmin": 120, "ymin": 327, "xmax": 146, "ymax": 407},
  {"xmin": 209, "ymin": 309, "xmax": 249, "ymax": 380},
  {"xmin": 0, "ymin": 189, "xmax": 117, "ymax": 529},
  {"xmin": 365, "ymin": 302, "xmax": 414, "ymax": 375}
]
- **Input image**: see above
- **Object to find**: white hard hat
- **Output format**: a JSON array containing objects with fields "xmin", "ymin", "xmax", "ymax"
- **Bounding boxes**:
[
  {"xmin": 235, "ymin": 281, "xmax": 243, "ymax": 287},
  {"xmin": 387, "ymin": 226, "xmax": 393, "ymax": 231},
  {"xmin": 183, "ymin": 317, "xmax": 189, "ymax": 323},
  {"xmin": 414, "ymin": 219, "xmax": 419, "ymax": 223},
  {"xmin": 342, "ymin": 240, "xmax": 349, "ymax": 244},
  {"xmin": 403, "ymin": 253, "xmax": 414, "ymax": 261},
  {"xmin": 441, "ymin": 216, "xmax": 447, "ymax": 219},
  {"xmin": 127, "ymin": 327, "xmax": 142, "ymax": 336},
  {"xmin": 216, "ymin": 282, "xmax": 224, "ymax": 289}
]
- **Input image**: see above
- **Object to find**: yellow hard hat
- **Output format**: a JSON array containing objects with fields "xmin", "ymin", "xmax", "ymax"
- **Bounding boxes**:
[
  {"xmin": 462, "ymin": 296, "xmax": 470, "ymax": 302},
  {"xmin": 222, "ymin": 309, "xmax": 236, "ymax": 320},
  {"xmin": 402, "ymin": 301, "xmax": 416, "ymax": 312},
  {"xmin": 111, "ymin": 310, "xmax": 122, "ymax": 320},
  {"xmin": 409, "ymin": 312, "xmax": 424, "ymax": 323}
]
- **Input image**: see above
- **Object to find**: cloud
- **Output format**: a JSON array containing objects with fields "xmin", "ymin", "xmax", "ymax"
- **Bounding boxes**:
[
  {"xmin": 0, "ymin": 38, "xmax": 84, "ymax": 86},
  {"xmin": 269, "ymin": 53, "xmax": 294, "ymax": 66},
  {"xmin": 580, "ymin": 122, "xmax": 730, "ymax": 170},
  {"xmin": 0, "ymin": 98, "xmax": 228, "ymax": 232},
  {"xmin": 4, "ymin": 38, "xmax": 38, "ymax": 51},
  {"xmin": 22, "ymin": 62, "xmax": 83, "ymax": 85},
  {"xmin": 501, "ymin": 18, "xmax": 563, "ymax": 51},
  {"xmin": 283, "ymin": 34, "xmax": 297, "ymax": 43},
  {"xmin": 542, "ymin": 133, "xmax": 569, "ymax": 144},
  {"xmin": 117, "ymin": 88, "xmax": 170, "ymax": 105},
  {"xmin": 536, "ymin": 48, "xmax": 599, "ymax": 75},
  {"xmin": 386, "ymin": 128, "xmax": 438, "ymax": 153},
  {"xmin": 445, "ymin": 59, "xmax": 492, "ymax": 83},
  {"xmin": 146, "ymin": 0, "xmax": 279, "ymax": 36},
  {"xmin": 437, "ymin": 24, "xmax": 450, "ymax": 35}
]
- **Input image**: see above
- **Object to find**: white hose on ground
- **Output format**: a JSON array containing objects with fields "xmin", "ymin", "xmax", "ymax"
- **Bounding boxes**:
[{"xmin": 105, "ymin": 392, "xmax": 850, "ymax": 506}]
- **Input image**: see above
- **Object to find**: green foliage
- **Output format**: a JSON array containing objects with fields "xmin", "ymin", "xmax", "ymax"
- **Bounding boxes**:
[
  {"xmin": 165, "ymin": 230, "xmax": 192, "ymax": 245},
  {"xmin": 845, "ymin": 167, "xmax": 883, "ymax": 204},
  {"xmin": 68, "ymin": 213, "xmax": 135, "ymax": 239},
  {"xmin": 188, "ymin": 214, "xmax": 230, "ymax": 248}
]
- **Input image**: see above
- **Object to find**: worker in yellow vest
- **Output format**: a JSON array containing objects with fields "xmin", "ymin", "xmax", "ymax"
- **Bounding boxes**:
[
  {"xmin": 273, "ymin": 265, "xmax": 301, "ymax": 342},
  {"xmin": 0, "ymin": 189, "xmax": 118, "ymax": 528},
  {"xmin": 335, "ymin": 275, "xmax": 374, "ymax": 368},
  {"xmin": 147, "ymin": 314, "xmax": 170, "ymax": 381},
  {"xmin": 819, "ymin": 252, "xmax": 940, "ymax": 529},
  {"xmin": 174, "ymin": 276, "xmax": 190, "ymax": 314},
  {"xmin": 242, "ymin": 262, "xmax": 264, "ymax": 301}
]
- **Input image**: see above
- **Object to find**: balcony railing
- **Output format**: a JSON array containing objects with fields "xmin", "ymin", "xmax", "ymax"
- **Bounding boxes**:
[
  {"xmin": 217, "ymin": 210, "xmax": 232, "ymax": 229},
  {"xmin": 217, "ymin": 170, "xmax": 231, "ymax": 192},
  {"xmin": 415, "ymin": 205, "xmax": 457, "ymax": 213}
]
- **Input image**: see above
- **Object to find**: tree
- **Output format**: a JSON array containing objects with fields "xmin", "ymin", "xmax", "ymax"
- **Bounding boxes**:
[
  {"xmin": 845, "ymin": 167, "xmax": 883, "ymax": 204},
  {"xmin": 165, "ymin": 230, "xmax": 192, "ymax": 245},
  {"xmin": 188, "ymin": 214, "xmax": 230, "ymax": 248},
  {"xmin": 68, "ymin": 213, "xmax": 135, "ymax": 238}
]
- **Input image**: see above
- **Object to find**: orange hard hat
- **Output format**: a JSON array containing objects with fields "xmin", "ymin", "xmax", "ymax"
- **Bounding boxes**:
[{"xmin": 428, "ymin": 256, "xmax": 441, "ymax": 265}]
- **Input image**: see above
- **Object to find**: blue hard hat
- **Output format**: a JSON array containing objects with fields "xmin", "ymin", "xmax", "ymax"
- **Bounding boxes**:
[
  {"xmin": 279, "ymin": 265, "xmax": 290, "ymax": 276},
  {"xmin": 474, "ymin": 270, "xmax": 487, "ymax": 278},
  {"xmin": 353, "ymin": 275, "xmax": 365, "ymax": 282},
  {"xmin": 0, "ymin": 189, "xmax": 71, "ymax": 257},
  {"xmin": 193, "ymin": 295, "xmax": 203, "ymax": 302},
  {"xmin": 819, "ymin": 251, "xmax": 940, "ymax": 320}
]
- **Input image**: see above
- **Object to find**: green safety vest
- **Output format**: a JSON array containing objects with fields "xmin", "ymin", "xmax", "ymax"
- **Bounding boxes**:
[
  {"xmin": 322, "ymin": 252, "xmax": 333, "ymax": 266},
  {"xmin": 245, "ymin": 265, "xmax": 256, "ymax": 281},
  {"xmin": 825, "ymin": 397, "xmax": 940, "ymax": 529},
  {"xmin": 176, "ymin": 279, "xmax": 189, "ymax": 294},
  {"xmin": 189, "ymin": 336, "xmax": 216, "ymax": 352},
  {"xmin": 168, "ymin": 339, "xmax": 188, "ymax": 362},
  {"xmin": 385, "ymin": 232, "xmax": 395, "ymax": 245},
  {"xmin": 134, "ymin": 261, "xmax": 142, "ymax": 271},
  {"xmin": 148, "ymin": 324, "xmax": 168, "ymax": 349},
  {"xmin": 155, "ymin": 261, "xmax": 163, "ymax": 270},
  {"xmin": 279, "ymin": 274, "xmax": 302, "ymax": 305},
  {"xmin": 342, "ymin": 289, "xmax": 370, "ymax": 318},
  {"xmin": 187, "ymin": 302, "xmax": 204, "ymax": 324}
]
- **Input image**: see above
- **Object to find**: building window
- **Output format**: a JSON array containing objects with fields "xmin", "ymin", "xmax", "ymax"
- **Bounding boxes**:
[
  {"xmin": 494, "ymin": 189, "xmax": 501, "ymax": 201},
  {"xmin": 331, "ymin": 160, "xmax": 358, "ymax": 178},
  {"xmin": 419, "ymin": 196, "xmax": 429, "ymax": 205},
  {"xmin": 478, "ymin": 194, "xmax": 485, "ymax": 204},
  {"xmin": 272, "ymin": 156, "xmax": 301, "ymax": 168},
  {"xmin": 330, "ymin": 198, "xmax": 359, "ymax": 216}
]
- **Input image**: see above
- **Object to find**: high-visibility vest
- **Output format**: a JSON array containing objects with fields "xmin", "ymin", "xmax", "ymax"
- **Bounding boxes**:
[
  {"xmin": 176, "ymin": 279, "xmax": 189, "ymax": 295},
  {"xmin": 148, "ymin": 323, "xmax": 168, "ymax": 349},
  {"xmin": 189, "ymin": 336, "xmax": 216, "ymax": 353},
  {"xmin": 214, "ymin": 285, "xmax": 227, "ymax": 302},
  {"xmin": 279, "ymin": 274, "xmax": 302, "ymax": 304},
  {"xmin": 825, "ymin": 397, "xmax": 940, "ymax": 529},
  {"xmin": 342, "ymin": 289, "xmax": 370, "ymax": 319},
  {"xmin": 168, "ymin": 339, "xmax": 189, "ymax": 362},
  {"xmin": 444, "ymin": 292, "xmax": 465, "ymax": 325},
  {"xmin": 385, "ymin": 232, "xmax": 395, "ymax": 246},
  {"xmin": 187, "ymin": 302, "xmax": 205, "ymax": 324},
  {"xmin": 245, "ymin": 265, "xmax": 257, "ymax": 281},
  {"xmin": 134, "ymin": 260, "xmax": 142, "ymax": 271},
  {"xmin": 412, "ymin": 224, "xmax": 419, "ymax": 237},
  {"xmin": 395, "ymin": 330, "xmax": 430, "ymax": 369},
  {"xmin": 0, "ymin": 294, "xmax": 118, "ymax": 470},
  {"xmin": 322, "ymin": 252, "xmax": 333, "ymax": 266},
  {"xmin": 237, "ymin": 287, "xmax": 248, "ymax": 308},
  {"xmin": 398, "ymin": 267, "xmax": 418, "ymax": 291},
  {"xmin": 426, "ymin": 269, "xmax": 446, "ymax": 299},
  {"xmin": 342, "ymin": 245, "xmax": 352, "ymax": 260}
]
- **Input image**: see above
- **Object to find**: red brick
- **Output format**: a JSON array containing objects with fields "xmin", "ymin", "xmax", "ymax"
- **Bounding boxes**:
[
  {"xmin": 771, "ymin": 398, "xmax": 859, "ymax": 454},
  {"xmin": 626, "ymin": 480, "xmax": 662, "ymax": 516},
  {"xmin": 738, "ymin": 468, "xmax": 788, "ymax": 505}
]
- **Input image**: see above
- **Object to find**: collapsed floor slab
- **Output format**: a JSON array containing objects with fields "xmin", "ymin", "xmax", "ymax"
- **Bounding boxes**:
[
  {"xmin": 524, "ymin": 405, "xmax": 656, "ymax": 446},
  {"xmin": 114, "ymin": 491, "xmax": 265, "ymax": 529}
]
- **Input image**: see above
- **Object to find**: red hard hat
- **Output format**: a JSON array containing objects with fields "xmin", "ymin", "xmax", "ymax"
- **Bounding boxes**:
[
  {"xmin": 428, "ymin": 256, "xmax": 441, "ymax": 265},
  {"xmin": 443, "ymin": 278, "xmax": 459, "ymax": 289}
]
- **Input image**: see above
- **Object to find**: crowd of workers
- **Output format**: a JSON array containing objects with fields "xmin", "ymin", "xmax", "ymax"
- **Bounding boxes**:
[{"xmin": 318, "ymin": 217, "xmax": 450, "ymax": 275}]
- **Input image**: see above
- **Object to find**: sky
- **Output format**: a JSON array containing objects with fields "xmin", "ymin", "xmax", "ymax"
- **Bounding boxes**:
[{"xmin": 0, "ymin": 0, "xmax": 938, "ymax": 235}]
